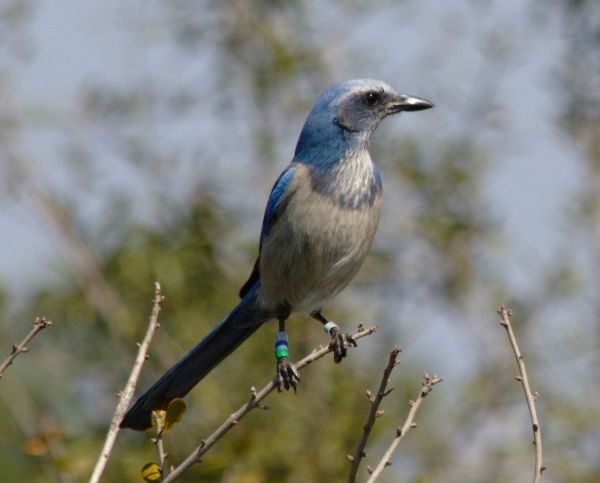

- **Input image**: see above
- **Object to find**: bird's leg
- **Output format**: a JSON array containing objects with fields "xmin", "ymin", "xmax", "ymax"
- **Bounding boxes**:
[
  {"xmin": 275, "ymin": 318, "xmax": 300, "ymax": 393},
  {"xmin": 312, "ymin": 311, "xmax": 356, "ymax": 363}
]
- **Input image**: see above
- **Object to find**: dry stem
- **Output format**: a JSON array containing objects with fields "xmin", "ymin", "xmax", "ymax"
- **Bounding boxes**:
[
  {"xmin": 152, "ymin": 411, "xmax": 169, "ymax": 479},
  {"xmin": 366, "ymin": 373, "xmax": 443, "ymax": 483},
  {"xmin": 0, "ymin": 317, "xmax": 52, "ymax": 378},
  {"xmin": 89, "ymin": 282, "xmax": 164, "ymax": 483},
  {"xmin": 347, "ymin": 347, "xmax": 401, "ymax": 483},
  {"xmin": 498, "ymin": 305, "xmax": 544, "ymax": 482}
]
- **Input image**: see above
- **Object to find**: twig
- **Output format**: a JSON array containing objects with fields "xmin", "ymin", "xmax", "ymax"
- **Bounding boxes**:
[
  {"xmin": 152, "ymin": 411, "xmax": 170, "ymax": 479},
  {"xmin": 498, "ymin": 305, "xmax": 544, "ymax": 482},
  {"xmin": 347, "ymin": 347, "xmax": 401, "ymax": 483},
  {"xmin": 89, "ymin": 282, "xmax": 164, "ymax": 483},
  {"xmin": 162, "ymin": 325, "xmax": 378, "ymax": 483},
  {"xmin": 366, "ymin": 373, "xmax": 443, "ymax": 483},
  {"xmin": 0, "ymin": 317, "xmax": 52, "ymax": 379}
]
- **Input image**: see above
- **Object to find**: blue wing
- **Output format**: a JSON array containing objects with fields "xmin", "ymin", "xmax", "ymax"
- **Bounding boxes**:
[
  {"xmin": 239, "ymin": 165, "xmax": 297, "ymax": 298},
  {"xmin": 259, "ymin": 165, "xmax": 297, "ymax": 247}
]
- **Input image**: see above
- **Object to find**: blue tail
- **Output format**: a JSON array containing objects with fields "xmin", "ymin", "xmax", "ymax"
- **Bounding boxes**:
[{"xmin": 121, "ymin": 286, "xmax": 271, "ymax": 430}]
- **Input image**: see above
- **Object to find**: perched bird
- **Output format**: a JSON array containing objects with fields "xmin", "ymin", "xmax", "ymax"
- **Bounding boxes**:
[{"xmin": 121, "ymin": 79, "xmax": 433, "ymax": 431}]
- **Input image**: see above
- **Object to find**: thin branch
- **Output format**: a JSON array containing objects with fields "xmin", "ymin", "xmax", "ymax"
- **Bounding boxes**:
[
  {"xmin": 0, "ymin": 317, "xmax": 52, "ymax": 379},
  {"xmin": 347, "ymin": 347, "xmax": 401, "ymax": 483},
  {"xmin": 89, "ymin": 282, "xmax": 164, "ymax": 483},
  {"xmin": 366, "ymin": 373, "xmax": 443, "ymax": 483},
  {"xmin": 152, "ymin": 411, "xmax": 170, "ymax": 479},
  {"xmin": 498, "ymin": 305, "xmax": 544, "ymax": 482},
  {"xmin": 162, "ymin": 325, "xmax": 378, "ymax": 483}
]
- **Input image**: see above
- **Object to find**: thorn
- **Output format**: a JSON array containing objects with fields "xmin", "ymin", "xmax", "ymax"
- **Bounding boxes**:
[
  {"xmin": 409, "ymin": 400, "xmax": 415, "ymax": 407},
  {"xmin": 383, "ymin": 388, "xmax": 394, "ymax": 397},
  {"xmin": 367, "ymin": 465, "xmax": 373, "ymax": 474},
  {"xmin": 346, "ymin": 454, "xmax": 354, "ymax": 462},
  {"xmin": 541, "ymin": 466, "xmax": 547, "ymax": 472},
  {"xmin": 21, "ymin": 347, "xmax": 29, "ymax": 353},
  {"xmin": 145, "ymin": 354, "xmax": 150, "ymax": 360},
  {"xmin": 410, "ymin": 422, "xmax": 418, "ymax": 428},
  {"xmin": 232, "ymin": 420, "xmax": 238, "ymax": 425},
  {"xmin": 136, "ymin": 342, "xmax": 141, "ymax": 348},
  {"xmin": 396, "ymin": 428, "xmax": 402, "ymax": 437},
  {"xmin": 376, "ymin": 410, "xmax": 384, "ymax": 418},
  {"xmin": 515, "ymin": 376, "xmax": 523, "ymax": 382},
  {"xmin": 533, "ymin": 391, "xmax": 539, "ymax": 400},
  {"xmin": 384, "ymin": 461, "xmax": 392, "ymax": 467}
]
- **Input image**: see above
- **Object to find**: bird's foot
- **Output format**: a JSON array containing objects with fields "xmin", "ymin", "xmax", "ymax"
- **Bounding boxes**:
[
  {"xmin": 275, "ymin": 330, "xmax": 299, "ymax": 392},
  {"xmin": 323, "ymin": 322, "xmax": 356, "ymax": 363},
  {"xmin": 276, "ymin": 357, "xmax": 300, "ymax": 393}
]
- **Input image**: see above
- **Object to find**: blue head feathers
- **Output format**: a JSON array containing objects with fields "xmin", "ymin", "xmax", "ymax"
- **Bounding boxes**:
[{"xmin": 294, "ymin": 79, "xmax": 433, "ymax": 164}]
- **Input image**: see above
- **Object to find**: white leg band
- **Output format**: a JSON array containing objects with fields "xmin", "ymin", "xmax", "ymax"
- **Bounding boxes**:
[{"xmin": 323, "ymin": 321, "xmax": 339, "ymax": 336}]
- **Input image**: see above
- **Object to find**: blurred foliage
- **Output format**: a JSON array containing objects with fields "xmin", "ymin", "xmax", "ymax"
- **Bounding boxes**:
[{"xmin": 0, "ymin": 0, "xmax": 598, "ymax": 482}]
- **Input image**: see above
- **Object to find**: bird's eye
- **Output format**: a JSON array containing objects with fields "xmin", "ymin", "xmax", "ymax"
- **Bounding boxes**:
[{"xmin": 365, "ymin": 91, "xmax": 381, "ymax": 106}]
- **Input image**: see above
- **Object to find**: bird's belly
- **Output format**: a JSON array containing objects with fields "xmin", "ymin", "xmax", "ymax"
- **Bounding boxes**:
[{"xmin": 258, "ymin": 193, "xmax": 381, "ymax": 313}]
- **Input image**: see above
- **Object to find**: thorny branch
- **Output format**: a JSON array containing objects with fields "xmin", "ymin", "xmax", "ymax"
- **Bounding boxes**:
[
  {"xmin": 0, "ymin": 317, "xmax": 52, "ymax": 379},
  {"xmin": 366, "ymin": 373, "xmax": 443, "ymax": 483},
  {"xmin": 498, "ymin": 305, "xmax": 544, "ymax": 483},
  {"xmin": 347, "ymin": 347, "xmax": 401, "ymax": 483},
  {"xmin": 162, "ymin": 325, "xmax": 378, "ymax": 483},
  {"xmin": 89, "ymin": 282, "xmax": 164, "ymax": 483}
]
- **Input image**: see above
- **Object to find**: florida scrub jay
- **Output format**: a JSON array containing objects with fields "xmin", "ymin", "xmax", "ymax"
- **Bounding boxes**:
[{"xmin": 121, "ymin": 79, "xmax": 433, "ymax": 430}]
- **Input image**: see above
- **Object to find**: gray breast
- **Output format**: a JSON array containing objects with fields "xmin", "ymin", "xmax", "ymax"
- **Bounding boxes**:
[
  {"xmin": 258, "ymin": 162, "xmax": 383, "ymax": 314},
  {"xmin": 307, "ymin": 154, "xmax": 382, "ymax": 210}
]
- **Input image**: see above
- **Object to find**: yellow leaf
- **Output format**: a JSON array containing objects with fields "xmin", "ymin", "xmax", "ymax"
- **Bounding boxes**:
[
  {"xmin": 164, "ymin": 398, "xmax": 186, "ymax": 431},
  {"xmin": 141, "ymin": 462, "xmax": 162, "ymax": 482},
  {"xmin": 24, "ymin": 436, "xmax": 48, "ymax": 456}
]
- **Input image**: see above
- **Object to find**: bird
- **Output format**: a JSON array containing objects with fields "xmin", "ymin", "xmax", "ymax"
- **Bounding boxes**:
[{"xmin": 120, "ymin": 79, "xmax": 433, "ymax": 431}]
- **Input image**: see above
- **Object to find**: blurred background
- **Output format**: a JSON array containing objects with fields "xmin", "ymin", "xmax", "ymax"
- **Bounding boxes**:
[{"xmin": 0, "ymin": 0, "xmax": 598, "ymax": 481}]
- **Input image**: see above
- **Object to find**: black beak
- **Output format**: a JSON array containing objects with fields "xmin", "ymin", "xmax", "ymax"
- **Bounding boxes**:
[{"xmin": 388, "ymin": 94, "xmax": 434, "ymax": 113}]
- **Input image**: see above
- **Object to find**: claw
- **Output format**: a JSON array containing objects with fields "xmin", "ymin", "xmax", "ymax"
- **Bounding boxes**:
[
  {"xmin": 346, "ymin": 332, "xmax": 358, "ymax": 348},
  {"xmin": 276, "ymin": 357, "xmax": 300, "ymax": 393},
  {"xmin": 329, "ymin": 329, "xmax": 349, "ymax": 363}
]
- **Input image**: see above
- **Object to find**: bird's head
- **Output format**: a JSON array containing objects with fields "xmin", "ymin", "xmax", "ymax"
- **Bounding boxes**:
[{"xmin": 295, "ymin": 79, "xmax": 433, "ymax": 160}]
